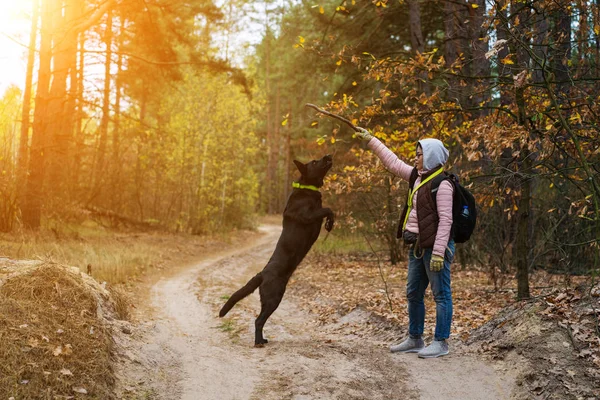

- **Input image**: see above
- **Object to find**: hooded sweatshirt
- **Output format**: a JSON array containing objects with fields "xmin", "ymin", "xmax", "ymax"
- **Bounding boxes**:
[{"xmin": 367, "ymin": 137, "xmax": 454, "ymax": 257}]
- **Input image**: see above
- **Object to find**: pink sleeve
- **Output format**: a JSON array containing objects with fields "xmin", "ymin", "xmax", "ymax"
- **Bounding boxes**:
[
  {"xmin": 433, "ymin": 180, "xmax": 454, "ymax": 257},
  {"xmin": 367, "ymin": 137, "xmax": 413, "ymax": 182}
]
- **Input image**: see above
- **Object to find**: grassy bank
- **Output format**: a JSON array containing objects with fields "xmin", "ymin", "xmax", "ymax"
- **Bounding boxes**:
[{"xmin": 0, "ymin": 220, "xmax": 258, "ymax": 284}]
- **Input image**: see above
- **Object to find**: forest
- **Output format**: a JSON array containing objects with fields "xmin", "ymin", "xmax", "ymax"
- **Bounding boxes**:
[
  {"xmin": 1, "ymin": 0, "xmax": 600, "ymax": 398},
  {"xmin": 0, "ymin": 0, "xmax": 599, "ymax": 300}
]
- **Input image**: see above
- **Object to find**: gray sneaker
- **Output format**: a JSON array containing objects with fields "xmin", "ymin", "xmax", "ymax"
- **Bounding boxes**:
[
  {"xmin": 390, "ymin": 337, "xmax": 425, "ymax": 353},
  {"xmin": 417, "ymin": 340, "xmax": 449, "ymax": 358}
]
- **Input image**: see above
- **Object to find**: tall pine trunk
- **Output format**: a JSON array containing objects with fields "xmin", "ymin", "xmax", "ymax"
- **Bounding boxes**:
[
  {"xmin": 112, "ymin": 17, "xmax": 124, "ymax": 211},
  {"xmin": 532, "ymin": 10, "xmax": 549, "ymax": 84},
  {"xmin": 47, "ymin": 0, "xmax": 79, "ymax": 201},
  {"xmin": 17, "ymin": 0, "xmax": 39, "ymax": 205},
  {"xmin": 553, "ymin": 5, "xmax": 571, "ymax": 100},
  {"xmin": 273, "ymin": 85, "xmax": 281, "ymax": 212},
  {"xmin": 407, "ymin": 0, "xmax": 429, "ymax": 96},
  {"xmin": 283, "ymin": 104, "xmax": 291, "ymax": 207},
  {"xmin": 443, "ymin": 0, "xmax": 459, "ymax": 99},
  {"xmin": 22, "ymin": 0, "xmax": 55, "ymax": 228},
  {"xmin": 470, "ymin": 0, "xmax": 490, "ymax": 116},
  {"xmin": 94, "ymin": 9, "xmax": 114, "ymax": 199},
  {"xmin": 496, "ymin": 0, "xmax": 511, "ymax": 106},
  {"xmin": 265, "ymin": 28, "xmax": 275, "ymax": 214},
  {"xmin": 515, "ymin": 85, "xmax": 531, "ymax": 300},
  {"xmin": 71, "ymin": 33, "xmax": 85, "ymax": 200}
]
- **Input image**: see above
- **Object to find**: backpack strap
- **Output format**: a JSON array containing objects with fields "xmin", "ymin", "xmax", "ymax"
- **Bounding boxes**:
[
  {"xmin": 397, "ymin": 168, "xmax": 419, "ymax": 239},
  {"xmin": 430, "ymin": 172, "xmax": 457, "ymax": 240},
  {"xmin": 430, "ymin": 172, "xmax": 457, "ymax": 207},
  {"xmin": 408, "ymin": 167, "xmax": 418, "ymax": 190}
]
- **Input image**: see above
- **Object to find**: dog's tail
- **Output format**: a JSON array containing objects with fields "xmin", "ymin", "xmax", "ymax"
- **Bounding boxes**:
[{"xmin": 219, "ymin": 273, "xmax": 263, "ymax": 317}]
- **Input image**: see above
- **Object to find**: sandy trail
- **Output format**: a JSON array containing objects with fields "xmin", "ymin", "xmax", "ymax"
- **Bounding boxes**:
[{"xmin": 115, "ymin": 224, "xmax": 517, "ymax": 399}]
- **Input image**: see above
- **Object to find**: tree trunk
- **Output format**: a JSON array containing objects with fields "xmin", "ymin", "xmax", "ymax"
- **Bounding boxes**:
[
  {"xmin": 94, "ymin": 9, "xmax": 113, "ymax": 197},
  {"xmin": 575, "ymin": 0, "xmax": 589, "ymax": 79},
  {"xmin": 516, "ymin": 152, "xmax": 532, "ymax": 300},
  {"xmin": 65, "ymin": 0, "xmax": 84, "ymax": 203},
  {"xmin": 408, "ymin": 0, "xmax": 424, "ymax": 54},
  {"xmin": 112, "ymin": 17, "xmax": 124, "ymax": 211},
  {"xmin": 596, "ymin": 0, "xmax": 600, "ymax": 79},
  {"xmin": 552, "ymin": 5, "xmax": 571, "ymax": 99},
  {"xmin": 496, "ymin": 0, "xmax": 511, "ymax": 106},
  {"xmin": 47, "ymin": 0, "xmax": 79, "ymax": 201},
  {"xmin": 443, "ymin": 0, "xmax": 466, "ymax": 107},
  {"xmin": 514, "ymin": 1, "xmax": 531, "ymax": 71},
  {"xmin": 17, "ymin": 0, "xmax": 39, "ymax": 200},
  {"xmin": 22, "ymin": 0, "xmax": 55, "ymax": 228},
  {"xmin": 443, "ymin": 0, "xmax": 459, "ymax": 78},
  {"xmin": 273, "ymin": 85, "xmax": 281, "ymax": 212},
  {"xmin": 469, "ymin": 0, "xmax": 490, "ymax": 116},
  {"xmin": 71, "ymin": 33, "xmax": 85, "ymax": 200},
  {"xmin": 407, "ymin": 0, "xmax": 429, "ymax": 95},
  {"xmin": 265, "ymin": 28, "xmax": 274, "ymax": 214},
  {"xmin": 532, "ymin": 9, "xmax": 549, "ymax": 84},
  {"xmin": 515, "ymin": 86, "xmax": 531, "ymax": 300}
]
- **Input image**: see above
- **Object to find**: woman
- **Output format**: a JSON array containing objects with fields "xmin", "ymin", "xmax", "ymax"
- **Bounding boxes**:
[{"xmin": 355, "ymin": 127, "xmax": 455, "ymax": 359}]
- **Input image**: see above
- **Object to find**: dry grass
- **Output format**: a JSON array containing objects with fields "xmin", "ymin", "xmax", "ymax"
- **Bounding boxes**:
[
  {"xmin": 0, "ymin": 263, "xmax": 115, "ymax": 398},
  {"xmin": 0, "ymin": 220, "xmax": 261, "ymax": 399},
  {"xmin": 0, "ymin": 221, "xmax": 244, "ymax": 284},
  {"xmin": 0, "ymin": 228, "xmax": 161, "ymax": 284}
]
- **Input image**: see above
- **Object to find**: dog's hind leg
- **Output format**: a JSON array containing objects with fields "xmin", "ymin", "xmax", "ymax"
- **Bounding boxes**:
[{"xmin": 254, "ymin": 280, "xmax": 286, "ymax": 347}]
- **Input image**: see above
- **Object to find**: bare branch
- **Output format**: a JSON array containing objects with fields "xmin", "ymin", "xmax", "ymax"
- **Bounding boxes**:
[{"xmin": 305, "ymin": 103, "xmax": 359, "ymax": 131}]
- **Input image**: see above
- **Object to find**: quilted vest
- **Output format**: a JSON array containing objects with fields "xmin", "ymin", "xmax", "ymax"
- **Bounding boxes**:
[{"xmin": 397, "ymin": 167, "xmax": 441, "ymax": 248}]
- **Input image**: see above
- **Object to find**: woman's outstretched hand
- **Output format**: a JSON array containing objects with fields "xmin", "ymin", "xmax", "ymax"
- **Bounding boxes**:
[{"xmin": 355, "ymin": 127, "xmax": 373, "ymax": 141}]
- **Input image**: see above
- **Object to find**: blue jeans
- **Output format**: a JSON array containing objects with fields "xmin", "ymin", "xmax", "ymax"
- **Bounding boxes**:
[{"xmin": 406, "ymin": 240, "xmax": 455, "ymax": 341}]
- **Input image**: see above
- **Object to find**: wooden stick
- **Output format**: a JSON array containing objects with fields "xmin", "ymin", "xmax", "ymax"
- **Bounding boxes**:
[{"xmin": 305, "ymin": 103, "xmax": 359, "ymax": 132}]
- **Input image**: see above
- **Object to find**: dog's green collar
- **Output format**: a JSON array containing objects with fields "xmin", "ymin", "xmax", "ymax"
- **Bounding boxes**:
[{"xmin": 292, "ymin": 182, "xmax": 320, "ymax": 192}]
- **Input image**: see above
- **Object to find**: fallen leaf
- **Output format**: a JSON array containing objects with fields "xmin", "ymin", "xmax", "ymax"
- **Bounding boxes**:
[
  {"xmin": 72, "ymin": 387, "xmax": 87, "ymax": 394},
  {"xmin": 61, "ymin": 368, "xmax": 73, "ymax": 376}
]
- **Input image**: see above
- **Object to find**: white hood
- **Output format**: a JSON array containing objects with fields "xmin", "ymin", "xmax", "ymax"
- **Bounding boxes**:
[{"xmin": 418, "ymin": 138, "xmax": 449, "ymax": 171}]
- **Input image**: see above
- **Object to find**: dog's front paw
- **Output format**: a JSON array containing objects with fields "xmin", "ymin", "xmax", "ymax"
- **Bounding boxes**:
[{"xmin": 325, "ymin": 216, "xmax": 334, "ymax": 232}]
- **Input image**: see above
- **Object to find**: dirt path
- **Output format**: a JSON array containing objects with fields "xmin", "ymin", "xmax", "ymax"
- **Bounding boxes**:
[{"xmin": 115, "ymin": 225, "xmax": 518, "ymax": 399}]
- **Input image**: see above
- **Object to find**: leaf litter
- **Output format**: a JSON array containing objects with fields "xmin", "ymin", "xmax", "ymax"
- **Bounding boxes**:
[{"xmin": 290, "ymin": 252, "xmax": 600, "ymax": 399}]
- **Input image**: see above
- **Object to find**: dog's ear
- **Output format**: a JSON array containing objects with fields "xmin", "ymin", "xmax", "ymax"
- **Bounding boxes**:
[{"xmin": 293, "ymin": 160, "xmax": 307, "ymax": 176}]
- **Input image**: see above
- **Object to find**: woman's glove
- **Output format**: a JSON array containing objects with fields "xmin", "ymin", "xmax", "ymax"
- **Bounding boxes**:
[
  {"xmin": 430, "ymin": 255, "xmax": 444, "ymax": 272},
  {"xmin": 354, "ymin": 127, "xmax": 373, "ymax": 141}
]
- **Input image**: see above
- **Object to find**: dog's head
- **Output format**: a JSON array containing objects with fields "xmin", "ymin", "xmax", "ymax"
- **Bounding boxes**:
[{"xmin": 293, "ymin": 155, "xmax": 333, "ymax": 188}]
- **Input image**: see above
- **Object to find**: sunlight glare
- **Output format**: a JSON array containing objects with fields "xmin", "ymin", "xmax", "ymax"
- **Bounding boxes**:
[
  {"xmin": 0, "ymin": 0, "xmax": 32, "ymax": 27},
  {"xmin": 0, "ymin": 0, "xmax": 34, "ymax": 94}
]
